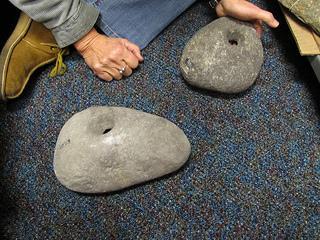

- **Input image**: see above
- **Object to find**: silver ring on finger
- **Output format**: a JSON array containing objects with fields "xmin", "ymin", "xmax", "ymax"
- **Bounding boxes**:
[{"xmin": 119, "ymin": 65, "xmax": 126, "ymax": 75}]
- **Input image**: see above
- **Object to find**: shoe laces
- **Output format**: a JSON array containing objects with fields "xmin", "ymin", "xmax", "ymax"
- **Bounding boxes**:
[
  {"xmin": 50, "ymin": 47, "xmax": 69, "ymax": 77},
  {"xmin": 41, "ymin": 43, "xmax": 69, "ymax": 77}
]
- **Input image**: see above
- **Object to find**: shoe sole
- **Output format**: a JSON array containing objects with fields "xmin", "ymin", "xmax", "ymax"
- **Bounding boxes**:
[{"xmin": 0, "ymin": 12, "xmax": 32, "ymax": 101}]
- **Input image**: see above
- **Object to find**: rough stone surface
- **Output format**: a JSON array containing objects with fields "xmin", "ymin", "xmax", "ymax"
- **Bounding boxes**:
[
  {"xmin": 279, "ymin": 0, "xmax": 320, "ymax": 35},
  {"xmin": 180, "ymin": 17, "xmax": 264, "ymax": 93},
  {"xmin": 53, "ymin": 106, "xmax": 191, "ymax": 193}
]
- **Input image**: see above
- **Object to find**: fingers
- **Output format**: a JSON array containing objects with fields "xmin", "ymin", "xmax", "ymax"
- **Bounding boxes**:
[
  {"xmin": 93, "ymin": 59, "xmax": 134, "ymax": 81},
  {"xmin": 218, "ymin": 0, "xmax": 279, "ymax": 30},
  {"xmin": 121, "ymin": 62, "xmax": 133, "ymax": 77},
  {"xmin": 109, "ymin": 49, "xmax": 139, "ymax": 70},
  {"xmin": 95, "ymin": 60, "xmax": 133, "ymax": 81},
  {"xmin": 103, "ymin": 39, "xmax": 140, "ymax": 78},
  {"xmin": 106, "ymin": 67, "xmax": 123, "ymax": 80},
  {"xmin": 80, "ymin": 35, "xmax": 142, "ymax": 81},
  {"xmin": 238, "ymin": 1, "xmax": 279, "ymax": 28},
  {"xmin": 253, "ymin": 20, "xmax": 263, "ymax": 37},
  {"xmin": 123, "ymin": 52, "xmax": 139, "ymax": 69},
  {"xmin": 95, "ymin": 66, "xmax": 125, "ymax": 81},
  {"xmin": 109, "ymin": 60, "xmax": 133, "ymax": 78},
  {"xmin": 123, "ymin": 39, "xmax": 144, "ymax": 61},
  {"xmin": 255, "ymin": 8, "xmax": 279, "ymax": 28},
  {"xmin": 109, "ymin": 62, "xmax": 133, "ymax": 80},
  {"xmin": 95, "ymin": 71, "xmax": 113, "ymax": 81}
]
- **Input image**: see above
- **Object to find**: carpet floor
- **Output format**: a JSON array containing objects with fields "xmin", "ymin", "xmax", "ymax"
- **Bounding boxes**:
[{"xmin": 0, "ymin": 0, "xmax": 319, "ymax": 239}]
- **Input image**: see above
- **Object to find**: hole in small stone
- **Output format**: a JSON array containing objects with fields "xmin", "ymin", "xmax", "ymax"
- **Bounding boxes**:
[
  {"xmin": 185, "ymin": 57, "xmax": 193, "ymax": 69},
  {"xmin": 103, "ymin": 128, "xmax": 112, "ymax": 134},
  {"xmin": 229, "ymin": 39, "xmax": 238, "ymax": 45}
]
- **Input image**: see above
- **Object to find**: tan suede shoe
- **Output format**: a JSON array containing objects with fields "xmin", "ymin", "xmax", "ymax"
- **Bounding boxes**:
[{"xmin": 0, "ymin": 12, "xmax": 68, "ymax": 101}]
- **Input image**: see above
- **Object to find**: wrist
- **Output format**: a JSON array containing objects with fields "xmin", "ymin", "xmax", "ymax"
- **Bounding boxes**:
[
  {"xmin": 209, "ymin": 0, "xmax": 221, "ymax": 9},
  {"xmin": 73, "ymin": 28, "xmax": 100, "ymax": 53}
]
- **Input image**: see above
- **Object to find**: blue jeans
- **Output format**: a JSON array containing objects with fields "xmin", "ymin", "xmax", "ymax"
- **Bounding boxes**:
[{"xmin": 85, "ymin": 0, "xmax": 197, "ymax": 49}]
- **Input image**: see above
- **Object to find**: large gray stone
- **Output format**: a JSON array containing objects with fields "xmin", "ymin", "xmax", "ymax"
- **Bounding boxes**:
[
  {"xmin": 180, "ymin": 17, "xmax": 264, "ymax": 93},
  {"xmin": 279, "ymin": 0, "xmax": 320, "ymax": 35},
  {"xmin": 53, "ymin": 107, "xmax": 191, "ymax": 193}
]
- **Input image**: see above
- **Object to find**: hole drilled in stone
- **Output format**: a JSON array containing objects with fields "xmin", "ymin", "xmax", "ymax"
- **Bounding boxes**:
[
  {"xmin": 103, "ymin": 128, "xmax": 112, "ymax": 134},
  {"xmin": 227, "ymin": 30, "xmax": 243, "ymax": 46},
  {"xmin": 229, "ymin": 39, "xmax": 238, "ymax": 45},
  {"xmin": 185, "ymin": 57, "xmax": 193, "ymax": 69}
]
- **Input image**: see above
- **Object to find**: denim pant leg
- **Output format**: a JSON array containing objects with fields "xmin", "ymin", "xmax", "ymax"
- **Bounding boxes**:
[{"xmin": 84, "ymin": 0, "xmax": 197, "ymax": 49}]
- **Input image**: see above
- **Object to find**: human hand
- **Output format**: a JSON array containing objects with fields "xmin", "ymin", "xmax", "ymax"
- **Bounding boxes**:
[
  {"xmin": 74, "ymin": 28, "xmax": 143, "ymax": 81},
  {"xmin": 215, "ymin": 0, "xmax": 279, "ymax": 36}
]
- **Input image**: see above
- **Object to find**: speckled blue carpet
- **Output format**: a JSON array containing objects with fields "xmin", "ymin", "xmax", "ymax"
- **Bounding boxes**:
[{"xmin": 0, "ymin": 1, "xmax": 319, "ymax": 239}]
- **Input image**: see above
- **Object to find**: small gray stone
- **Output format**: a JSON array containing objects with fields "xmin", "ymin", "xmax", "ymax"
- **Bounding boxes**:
[
  {"xmin": 53, "ymin": 106, "xmax": 191, "ymax": 193},
  {"xmin": 180, "ymin": 17, "xmax": 264, "ymax": 93}
]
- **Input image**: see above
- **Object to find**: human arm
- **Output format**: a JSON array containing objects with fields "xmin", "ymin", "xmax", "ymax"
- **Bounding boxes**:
[
  {"xmin": 9, "ymin": 0, "xmax": 99, "ymax": 48},
  {"xmin": 9, "ymin": 0, "xmax": 143, "ymax": 81}
]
